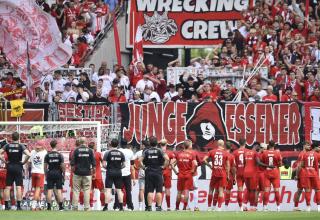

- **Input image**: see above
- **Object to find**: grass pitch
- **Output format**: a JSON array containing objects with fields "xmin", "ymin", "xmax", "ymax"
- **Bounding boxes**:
[{"xmin": 0, "ymin": 211, "xmax": 319, "ymax": 220}]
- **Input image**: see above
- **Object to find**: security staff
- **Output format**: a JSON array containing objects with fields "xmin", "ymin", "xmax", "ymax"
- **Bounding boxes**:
[
  {"xmin": 70, "ymin": 137, "xmax": 96, "ymax": 211},
  {"xmin": 44, "ymin": 139, "xmax": 65, "ymax": 211},
  {"xmin": 102, "ymin": 139, "xmax": 125, "ymax": 211},
  {"xmin": 139, "ymin": 136, "xmax": 169, "ymax": 211},
  {"xmin": 0, "ymin": 132, "xmax": 31, "ymax": 210}
]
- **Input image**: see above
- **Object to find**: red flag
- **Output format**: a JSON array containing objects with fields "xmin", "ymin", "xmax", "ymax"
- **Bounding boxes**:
[
  {"xmin": 113, "ymin": 17, "xmax": 122, "ymax": 66},
  {"xmin": 305, "ymin": 0, "xmax": 309, "ymax": 28}
]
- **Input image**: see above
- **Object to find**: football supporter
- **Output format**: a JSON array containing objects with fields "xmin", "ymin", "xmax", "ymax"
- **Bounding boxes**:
[
  {"xmin": 160, "ymin": 139, "xmax": 176, "ymax": 211},
  {"xmin": 44, "ymin": 139, "xmax": 65, "ymax": 211},
  {"xmin": 224, "ymin": 141, "xmax": 236, "ymax": 208},
  {"xmin": 70, "ymin": 137, "xmax": 96, "ymax": 211},
  {"xmin": 88, "ymin": 142, "xmax": 104, "ymax": 209},
  {"xmin": 203, "ymin": 140, "xmax": 230, "ymax": 211},
  {"xmin": 297, "ymin": 142, "xmax": 320, "ymax": 212},
  {"xmin": 139, "ymin": 136, "xmax": 169, "ymax": 211},
  {"xmin": 102, "ymin": 139, "xmax": 125, "ymax": 211},
  {"xmin": 174, "ymin": 140, "xmax": 197, "ymax": 211},
  {"xmin": 261, "ymin": 141, "xmax": 283, "ymax": 211},
  {"xmin": 0, "ymin": 132, "xmax": 30, "ymax": 211},
  {"xmin": 29, "ymin": 140, "xmax": 47, "ymax": 211},
  {"xmin": 233, "ymin": 138, "xmax": 247, "ymax": 211}
]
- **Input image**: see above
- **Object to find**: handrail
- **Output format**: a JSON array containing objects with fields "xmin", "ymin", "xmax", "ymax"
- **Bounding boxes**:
[{"xmin": 81, "ymin": 4, "xmax": 126, "ymax": 66}]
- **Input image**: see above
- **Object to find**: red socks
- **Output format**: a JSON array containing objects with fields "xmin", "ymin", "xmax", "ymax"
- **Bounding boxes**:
[
  {"xmin": 100, "ymin": 192, "xmax": 105, "ymax": 206},
  {"xmin": 208, "ymin": 194, "xmax": 213, "ymax": 207},
  {"xmin": 237, "ymin": 191, "xmax": 243, "ymax": 207},
  {"xmin": 275, "ymin": 191, "xmax": 280, "ymax": 206},
  {"xmin": 166, "ymin": 195, "xmax": 170, "ymax": 208},
  {"xmin": 263, "ymin": 191, "xmax": 270, "ymax": 206},
  {"xmin": 305, "ymin": 191, "xmax": 311, "ymax": 206},
  {"xmin": 225, "ymin": 192, "xmax": 231, "ymax": 206},
  {"xmin": 218, "ymin": 196, "xmax": 224, "ymax": 208}
]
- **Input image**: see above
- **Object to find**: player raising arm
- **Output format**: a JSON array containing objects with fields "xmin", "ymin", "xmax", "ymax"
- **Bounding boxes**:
[{"xmin": 0, "ymin": 132, "xmax": 30, "ymax": 211}]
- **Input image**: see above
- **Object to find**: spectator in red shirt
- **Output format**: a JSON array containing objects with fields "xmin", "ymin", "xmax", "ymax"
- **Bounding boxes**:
[
  {"xmin": 262, "ymin": 85, "xmax": 278, "ymax": 102},
  {"xmin": 108, "ymin": 86, "xmax": 126, "ymax": 103},
  {"xmin": 308, "ymin": 87, "xmax": 320, "ymax": 102},
  {"xmin": 280, "ymin": 86, "xmax": 293, "ymax": 102},
  {"xmin": 4, "ymin": 72, "xmax": 16, "ymax": 89}
]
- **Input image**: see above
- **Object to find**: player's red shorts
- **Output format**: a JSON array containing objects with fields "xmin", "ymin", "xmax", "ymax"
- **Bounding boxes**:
[
  {"xmin": 163, "ymin": 174, "xmax": 172, "ymax": 189},
  {"xmin": 257, "ymin": 172, "xmax": 265, "ymax": 191},
  {"xmin": 264, "ymin": 177, "xmax": 280, "ymax": 189},
  {"xmin": 244, "ymin": 176, "xmax": 257, "ymax": 190},
  {"xmin": 226, "ymin": 177, "xmax": 234, "ymax": 191},
  {"xmin": 300, "ymin": 176, "xmax": 320, "ymax": 190},
  {"xmin": 31, "ymin": 173, "xmax": 45, "ymax": 188},
  {"xmin": 177, "ymin": 175, "xmax": 193, "ymax": 191},
  {"xmin": 92, "ymin": 179, "xmax": 104, "ymax": 190},
  {"xmin": 210, "ymin": 175, "xmax": 227, "ymax": 189},
  {"xmin": 236, "ymin": 174, "xmax": 245, "ymax": 188},
  {"xmin": 0, "ymin": 170, "xmax": 6, "ymax": 189}
]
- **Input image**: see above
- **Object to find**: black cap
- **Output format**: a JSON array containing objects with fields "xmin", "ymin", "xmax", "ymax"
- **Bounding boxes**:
[
  {"xmin": 64, "ymin": 82, "xmax": 72, "ymax": 87},
  {"xmin": 187, "ymin": 76, "xmax": 194, "ymax": 81}
]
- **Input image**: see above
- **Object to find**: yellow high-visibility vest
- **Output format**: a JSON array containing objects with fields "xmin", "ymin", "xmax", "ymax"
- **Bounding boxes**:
[{"xmin": 280, "ymin": 166, "xmax": 292, "ymax": 180}]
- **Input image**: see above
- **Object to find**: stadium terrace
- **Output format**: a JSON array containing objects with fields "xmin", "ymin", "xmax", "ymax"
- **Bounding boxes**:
[{"xmin": 136, "ymin": 0, "xmax": 249, "ymax": 12}]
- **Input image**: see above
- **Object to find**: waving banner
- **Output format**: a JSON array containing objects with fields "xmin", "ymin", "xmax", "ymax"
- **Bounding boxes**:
[
  {"xmin": 0, "ymin": 0, "xmax": 72, "ymax": 95},
  {"xmin": 127, "ymin": 0, "xmax": 254, "ymax": 48},
  {"xmin": 120, "ymin": 102, "xmax": 303, "ymax": 150}
]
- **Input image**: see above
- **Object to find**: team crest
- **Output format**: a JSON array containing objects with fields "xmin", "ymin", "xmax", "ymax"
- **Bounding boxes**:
[{"xmin": 142, "ymin": 12, "xmax": 178, "ymax": 44}]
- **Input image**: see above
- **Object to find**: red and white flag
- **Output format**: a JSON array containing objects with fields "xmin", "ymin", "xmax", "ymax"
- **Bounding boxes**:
[
  {"xmin": 132, "ymin": 24, "xmax": 144, "ymax": 75},
  {"xmin": 0, "ymin": 0, "xmax": 72, "ymax": 102}
]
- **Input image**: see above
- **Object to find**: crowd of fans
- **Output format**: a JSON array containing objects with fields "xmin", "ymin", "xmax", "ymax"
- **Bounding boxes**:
[{"xmin": 1, "ymin": 0, "xmax": 320, "ymax": 103}]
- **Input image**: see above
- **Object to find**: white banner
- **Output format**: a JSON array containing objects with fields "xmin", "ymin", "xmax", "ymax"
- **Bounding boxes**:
[
  {"xmin": 21, "ymin": 179, "xmax": 317, "ymax": 211},
  {"xmin": 166, "ymin": 67, "xmax": 269, "ymax": 87}
]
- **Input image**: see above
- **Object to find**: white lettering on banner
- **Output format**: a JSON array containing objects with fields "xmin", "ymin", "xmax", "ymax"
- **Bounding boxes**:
[
  {"xmin": 136, "ymin": 0, "xmax": 249, "ymax": 12},
  {"xmin": 310, "ymin": 107, "xmax": 320, "ymax": 141},
  {"xmin": 181, "ymin": 20, "xmax": 234, "ymax": 40},
  {"xmin": 22, "ymin": 179, "xmax": 318, "ymax": 211}
]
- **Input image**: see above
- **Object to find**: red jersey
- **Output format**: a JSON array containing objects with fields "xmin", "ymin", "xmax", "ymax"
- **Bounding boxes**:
[
  {"xmin": 243, "ymin": 149, "xmax": 257, "ymax": 178},
  {"xmin": 0, "ymin": 153, "xmax": 7, "ymax": 174},
  {"xmin": 227, "ymin": 152, "xmax": 235, "ymax": 178},
  {"xmin": 176, "ymin": 151, "xmax": 195, "ymax": 176},
  {"xmin": 301, "ymin": 151, "xmax": 319, "ymax": 177},
  {"xmin": 233, "ymin": 148, "xmax": 247, "ymax": 176},
  {"xmin": 187, "ymin": 149, "xmax": 201, "ymax": 176},
  {"xmin": 262, "ymin": 94, "xmax": 278, "ymax": 102},
  {"xmin": 94, "ymin": 151, "xmax": 103, "ymax": 180},
  {"xmin": 163, "ymin": 150, "xmax": 176, "ymax": 176},
  {"xmin": 257, "ymin": 151, "xmax": 265, "ymax": 173},
  {"xmin": 64, "ymin": 8, "xmax": 77, "ymax": 27},
  {"xmin": 262, "ymin": 149, "xmax": 282, "ymax": 178},
  {"xmin": 207, "ymin": 148, "xmax": 229, "ymax": 177}
]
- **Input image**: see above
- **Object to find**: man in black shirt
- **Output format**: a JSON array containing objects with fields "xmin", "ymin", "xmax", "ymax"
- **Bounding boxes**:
[
  {"xmin": 0, "ymin": 132, "xmax": 31, "ymax": 210},
  {"xmin": 102, "ymin": 139, "xmax": 125, "ymax": 211},
  {"xmin": 70, "ymin": 137, "xmax": 96, "ymax": 211},
  {"xmin": 139, "ymin": 136, "xmax": 169, "ymax": 211},
  {"xmin": 44, "ymin": 139, "xmax": 65, "ymax": 211}
]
